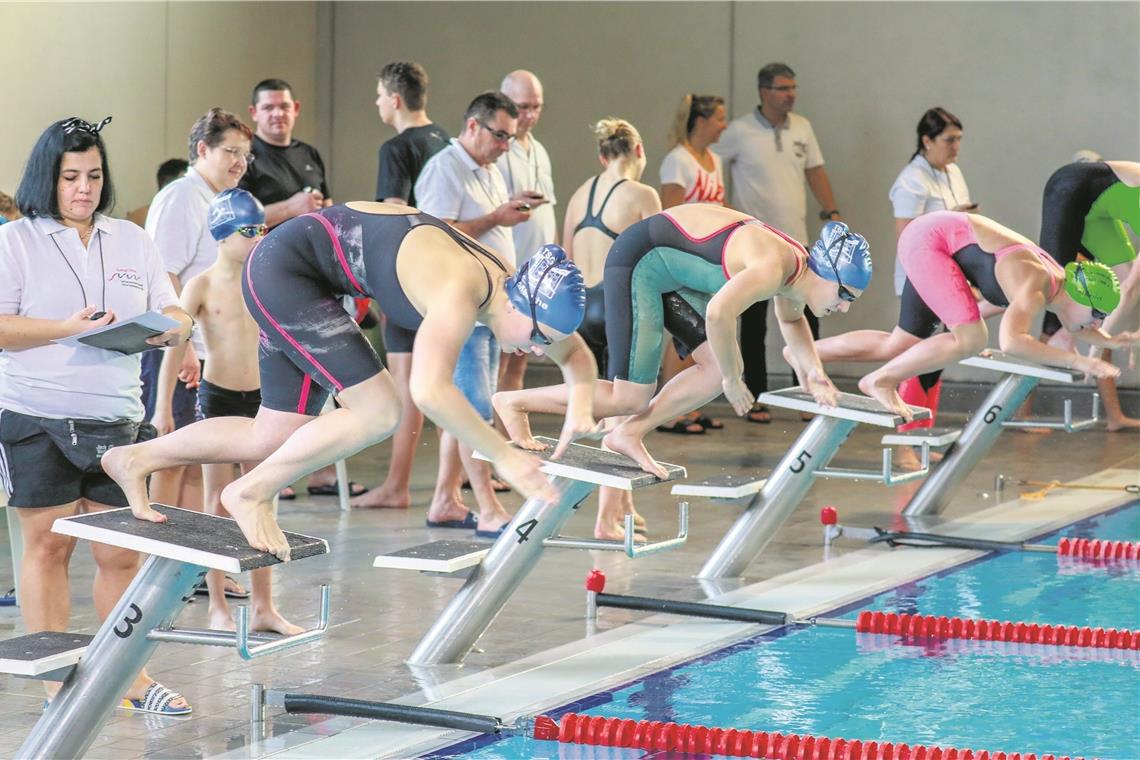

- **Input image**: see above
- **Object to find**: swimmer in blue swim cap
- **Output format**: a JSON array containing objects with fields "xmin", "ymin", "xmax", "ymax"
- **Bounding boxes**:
[{"xmin": 494, "ymin": 203, "xmax": 872, "ymax": 480}]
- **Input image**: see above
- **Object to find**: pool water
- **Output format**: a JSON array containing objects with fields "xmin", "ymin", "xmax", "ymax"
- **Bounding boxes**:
[{"xmin": 435, "ymin": 503, "xmax": 1139, "ymax": 759}]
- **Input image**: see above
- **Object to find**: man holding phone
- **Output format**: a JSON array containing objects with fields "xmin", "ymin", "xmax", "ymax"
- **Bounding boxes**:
[{"xmin": 497, "ymin": 70, "xmax": 557, "ymax": 399}]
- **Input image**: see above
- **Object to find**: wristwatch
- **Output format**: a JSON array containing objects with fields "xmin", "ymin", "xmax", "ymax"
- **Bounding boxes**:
[{"xmin": 819, "ymin": 209, "xmax": 840, "ymax": 220}]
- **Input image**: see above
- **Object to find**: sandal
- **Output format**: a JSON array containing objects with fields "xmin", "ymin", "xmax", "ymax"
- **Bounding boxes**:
[
  {"xmin": 119, "ymin": 681, "xmax": 192, "ymax": 716},
  {"xmin": 746, "ymin": 404, "xmax": 771, "ymax": 424},
  {"xmin": 278, "ymin": 486, "xmax": 297, "ymax": 501},
  {"xmin": 694, "ymin": 414, "xmax": 724, "ymax": 430},
  {"xmin": 655, "ymin": 418, "xmax": 705, "ymax": 435},
  {"xmin": 461, "ymin": 478, "xmax": 511, "ymax": 493},
  {"xmin": 307, "ymin": 481, "xmax": 368, "ymax": 497}
]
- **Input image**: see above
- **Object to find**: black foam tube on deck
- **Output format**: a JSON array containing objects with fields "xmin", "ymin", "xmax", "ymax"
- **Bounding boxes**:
[
  {"xmin": 595, "ymin": 592, "xmax": 787, "ymax": 626},
  {"xmin": 869, "ymin": 531, "xmax": 1022, "ymax": 552},
  {"xmin": 282, "ymin": 694, "xmax": 504, "ymax": 734}
]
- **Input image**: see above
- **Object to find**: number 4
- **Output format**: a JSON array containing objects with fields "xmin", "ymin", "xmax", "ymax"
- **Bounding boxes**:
[{"xmin": 515, "ymin": 519, "xmax": 538, "ymax": 544}]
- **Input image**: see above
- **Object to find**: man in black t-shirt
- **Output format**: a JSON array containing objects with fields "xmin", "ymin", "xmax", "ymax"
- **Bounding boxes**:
[
  {"xmin": 374, "ymin": 62, "xmax": 450, "ymax": 207},
  {"xmin": 242, "ymin": 78, "xmax": 331, "ymax": 229},
  {"xmin": 351, "ymin": 62, "xmax": 452, "ymax": 511}
]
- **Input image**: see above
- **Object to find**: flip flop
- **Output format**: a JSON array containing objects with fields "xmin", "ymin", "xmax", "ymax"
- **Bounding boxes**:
[
  {"xmin": 307, "ymin": 481, "xmax": 368, "ymax": 497},
  {"xmin": 119, "ymin": 681, "xmax": 192, "ymax": 716},
  {"xmin": 461, "ymin": 479, "xmax": 512, "ymax": 493},
  {"xmin": 278, "ymin": 486, "xmax": 297, "ymax": 501},
  {"xmin": 475, "ymin": 524, "xmax": 510, "ymax": 540},
  {"xmin": 194, "ymin": 575, "xmax": 249, "ymax": 599},
  {"xmin": 746, "ymin": 404, "xmax": 771, "ymax": 424},
  {"xmin": 695, "ymin": 414, "xmax": 724, "ymax": 430},
  {"xmin": 655, "ymin": 418, "xmax": 705, "ymax": 435},
  {"xmin": 425, "ymin": 513, "xmax": 479, "ymax": 529}
]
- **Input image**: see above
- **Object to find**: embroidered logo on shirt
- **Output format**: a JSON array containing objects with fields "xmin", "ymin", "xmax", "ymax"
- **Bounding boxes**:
[
  {"xmin": 109, "ymin": 268, "xmax": 144, "ymax": 290},
  {"xmin": 793, "ymin": 140, "xmax": 808, "ymax": 159}
]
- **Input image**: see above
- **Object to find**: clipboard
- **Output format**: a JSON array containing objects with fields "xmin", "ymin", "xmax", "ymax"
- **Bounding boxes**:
[{"xmin": 54, "ymin": 311, "xmax": 180, "ymax": 355}]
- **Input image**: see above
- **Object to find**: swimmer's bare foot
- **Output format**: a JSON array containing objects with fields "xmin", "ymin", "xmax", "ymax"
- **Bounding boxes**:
[
  {"xmin": 1106, "ymin": 415, "xmax": 1140, "ymax": 432},
  {"xmin": 492, "ymin": 392, "xmax": 544, "ymax": 450},
  {"xmin": 603, "ymin": 429, "xmax": 669, "ymax": 480},
  {"xmin": 220, "ymin": 481, "xmax": 291, "ymax": 561},
  {"xmin": 350, "ymin": 482, "xmax": 411, "ymax": 510},
  {"xmin": 859, "ymin": 373, "xmax": 912, "ymax": 423},
  {"xmin": 893, "ymin": 445, "xmax": 922, "ymax": 471},
  {"xmin": 101, "ymin": 445, "xmax": 167, "ymax": 523},
  {"xmin": 250, "ymin": 606, "xmax": 304, "ymax": 636},
  {"xmin": 209, "ymin": 606, "xmax": 236, "ymax": 632}
]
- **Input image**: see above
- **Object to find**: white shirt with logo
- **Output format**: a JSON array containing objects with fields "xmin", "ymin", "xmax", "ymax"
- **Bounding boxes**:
[
  {"xmin": 889, "ymin": 155, "xmax": 972, "ymax": 293},
  {"xmin": 415, "ymin": 139, "xmax": 516, "ymax": 261},
  {"xmin": 659, "ymin": 145, "xmax": 726, "ymax": 206},
  {"xmin": 0, "ymin": 215, "xmax": 178, "ymax": 421},
  {"xmin": 496, "ymin": 135, "xmax": 557, "ymax": 264},
  {"xmin": 714, "ymin": 109, "xmax": 824, "ymax": 243}
]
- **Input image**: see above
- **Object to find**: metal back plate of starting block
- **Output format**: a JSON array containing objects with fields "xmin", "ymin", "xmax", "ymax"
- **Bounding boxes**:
[
  {"xmin": 758, "ymin": 388, "xmax": 930, "ymax": 429},
  {"xmin": 959, "ymin": 350, "xmax": 1080, "ymax": 383},
  {"xmin": 0, "ymin": 632, "xmax": 93, "ymax": 677},
  {"xmin": 373, "ymin": 540, "xmax": 489, "ymax": 573},
  {"xmin": 477, "ymin": 437, "xmax": 685, "ymax": 490},
  {"xmin": 672, "ymin": 473, "xmax": 767, "ymax": 499},
  {"xmin": 52, "ymin": 505, "xmax": 329, "ymax": 574}
]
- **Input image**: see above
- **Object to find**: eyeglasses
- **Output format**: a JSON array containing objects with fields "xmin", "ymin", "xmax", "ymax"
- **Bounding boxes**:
[
  {"xmin": 221, "ymin": 146, "xmax": 256, "ymax": 164},
  {"xmin": 762, "ymin": 84, "xmax": 798, "ymax": 93},
  {"xmin": 517, "ymin": 259, "xmax": 554, "ymax": 345},
  {"xmin": 479, "ymin": 122, "xmax": 516, "ymax": 144},
  {"xmin": 236, "ymin": 224, "xmax": 268, "ymax": 238},
  {"xmin": 823, "ymin": 233, "xmax": 858, "ymax": 303},
  {"xmin": 1075, "ymin": 265, "xmax": 1107, "ymax": 320}
]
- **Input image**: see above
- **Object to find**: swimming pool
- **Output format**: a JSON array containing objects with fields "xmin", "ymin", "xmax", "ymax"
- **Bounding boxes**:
[{"xmin": 437, "ymin": 503, "xmax": 1140, "ymax": 759}]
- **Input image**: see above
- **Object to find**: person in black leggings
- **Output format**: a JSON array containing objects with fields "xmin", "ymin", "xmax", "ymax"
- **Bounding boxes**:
[{"xmin": 102, "ymin": 202, "xmax": 591, "ymax": 559}]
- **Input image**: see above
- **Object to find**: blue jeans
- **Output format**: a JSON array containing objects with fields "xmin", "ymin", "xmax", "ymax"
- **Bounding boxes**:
[{"xmin": 452, "ymin": 325, "xmax": 500, "ymax": 421}]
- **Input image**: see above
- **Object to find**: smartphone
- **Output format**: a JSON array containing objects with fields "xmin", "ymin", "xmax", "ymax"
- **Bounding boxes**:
[{"xmin": 519, "ymin": 203, "xmax": 532, "ymax": 211}]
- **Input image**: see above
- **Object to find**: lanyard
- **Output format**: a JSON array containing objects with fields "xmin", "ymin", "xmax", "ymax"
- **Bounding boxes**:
[{"xmin": 50, "ymin": 227, "xmax": 107, "ymax": 313}]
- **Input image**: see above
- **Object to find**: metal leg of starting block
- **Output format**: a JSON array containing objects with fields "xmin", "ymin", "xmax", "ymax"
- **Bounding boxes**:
[
  {"xmin": 903, "ymin": 372, "xmax": 1039, "ymax": 517},
  {"xmin": 408, "ymin": 477, "xmax": 595, "ymax": 665},
  {"xmin": 18, "ymin": 555, "xmax": 204, "ymax": 759},
  {"xmin": 698, "ymin": 416, "xmax": 858, "ymax": 579}
]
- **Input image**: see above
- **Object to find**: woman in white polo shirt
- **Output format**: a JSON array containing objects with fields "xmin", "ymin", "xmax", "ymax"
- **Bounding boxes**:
[
  {"xmin": 0, "ymin": 118, "xmax": 195, "ymax": 714},
  {"xmin": 888, "ymin": 107, "xmax": 975, "ymax": 464},
  {"xmin": 657, "ymin": 94, "xmax": 728, "ymax": 434}
]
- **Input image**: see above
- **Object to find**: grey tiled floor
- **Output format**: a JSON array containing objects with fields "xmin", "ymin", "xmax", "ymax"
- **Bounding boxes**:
[{"xmin": 1, "ymin": 388, "xmax": 1137, "ymax": 759}]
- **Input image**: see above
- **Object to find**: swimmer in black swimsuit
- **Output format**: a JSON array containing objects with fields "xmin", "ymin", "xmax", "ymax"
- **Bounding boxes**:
[{"xmin": 103, "ymin": 202, "xmax": 591, "ymax": 559}]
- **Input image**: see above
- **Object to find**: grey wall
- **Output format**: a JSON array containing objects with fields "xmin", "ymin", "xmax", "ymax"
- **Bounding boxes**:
[{"xmin": 3, "ymin": 2, "xmax": 1136, "ymax": 383}]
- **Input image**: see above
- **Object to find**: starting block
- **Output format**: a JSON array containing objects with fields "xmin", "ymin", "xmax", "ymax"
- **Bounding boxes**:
[
  {"xmin": 672, "ymin": 474, "xmax": 768, "ymax": 502},
  {"xmin": 374, "ymin": 540, "xmax": 488, "ymax": 574},
  {"xmin": 475, "ymin": 436, "xmax": 685, "ymax": 490},
  {"xmin": 0, "ymin": 632, "xmax": 92, "ymax": 679},
  {"xmin": 757, "ymin": 388, "xmax": 930, "ymax": 429}
]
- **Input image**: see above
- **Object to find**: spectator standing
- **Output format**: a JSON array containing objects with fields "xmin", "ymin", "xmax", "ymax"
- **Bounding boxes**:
[
  {"xmin": 126, "ymin": 158, "xmax": 188, "ymax": 227},
  {"xmin": 715, "ymin": 63, "xmax": 843, "ymax": 422},
  {"xmin": 0, "ymin": 117, "xmax": 194, "ymax": 713},
  {"xmin": 351, "ymin": 61, "xmax": 451, "ymax": 511},
  {"xmin": 415, "ymin": 91, "xmax": 537, "ymax": 537}
]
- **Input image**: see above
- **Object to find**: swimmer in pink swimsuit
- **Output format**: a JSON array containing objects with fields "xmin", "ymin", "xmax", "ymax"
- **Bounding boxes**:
[{"xmin": 808, "ymin": 211, "xmax": 1137, "ymax": 421}]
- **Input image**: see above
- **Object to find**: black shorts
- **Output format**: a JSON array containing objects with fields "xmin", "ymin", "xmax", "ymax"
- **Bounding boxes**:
[
  {"xmin": 197, "ymin": 380, "xmax": 262, "ymax": 419},
  {"xmin": 0, "ymin": 409, "xmax": 151, "ymax": 508},
  {"xmin": 141, "ymin": 351, "xmax": 203, "ymax": 429}
]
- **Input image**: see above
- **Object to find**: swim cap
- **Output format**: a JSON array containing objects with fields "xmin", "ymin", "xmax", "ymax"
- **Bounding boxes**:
[
  {"xmin": 807, "ymin": 221, "xmax": 872, "ymax": 292},
  {"xmin": 208, "ymin": 188, "xmax": 265, "ymax": 241},
  {"xmin": 1064, "ymin": 261, "xmax": 1120, "ymax": 317},
  {"xmin": 505, "ymin": 244, "xmax": 586, "ymax": 336}
]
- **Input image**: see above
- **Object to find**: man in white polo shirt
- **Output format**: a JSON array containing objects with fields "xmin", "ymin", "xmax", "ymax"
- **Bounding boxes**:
[
  {"xmin": 414, "ymin": 91, "xmax": 535, "ymax": 537},
  {"xmin": 496, "ymin": 70, "xmax": 557, "ymax": 405},
  {"xmin": 715, "ymin": 62, "xmax": 844, "ymax": 421}
]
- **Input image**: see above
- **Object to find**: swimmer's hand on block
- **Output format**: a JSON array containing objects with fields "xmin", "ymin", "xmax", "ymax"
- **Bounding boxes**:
[
  {"xmin": 474, "ymin": 437, "xmax": 685, "ymax": 490},
  {"xmin": 758, "ymin": 388, "xmax": 931, "ymax": 429}
]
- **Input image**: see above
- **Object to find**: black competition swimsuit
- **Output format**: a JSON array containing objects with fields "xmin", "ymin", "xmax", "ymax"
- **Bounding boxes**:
[
  {"xmin": 573, "ymin": 177, "xmax": 627, "ymax": 240},
  {"xmin": 242, "ymin": 205, "xmax": 506, "ymax": 415}
]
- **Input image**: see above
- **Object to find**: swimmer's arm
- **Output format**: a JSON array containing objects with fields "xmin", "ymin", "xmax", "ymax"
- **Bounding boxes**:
[
  {"xmin": 659, "ymin": 184, "xmax": 685, "ymax": 210},
  {"xmin": 541, "ymin": 333, "xmax": 599, "ymax": 453},
  {"xmin": 706, "ymin": 265, "xmax": 784, "ymax": 381},
  {"xmin": 638, "ymin": 184, "xmax": 663, "ymax": 220},
  {"xmin": 409, "ymin": 304, "xmax": 515, "ymax": 461},
  {"xmin": 773, "ymin": 295, "xmax": 825, "ymax": 377},
  {"xmin": 999, "ymin": 289, "xmax": 1079, "ymax": 368},
  {"xmin": 1098, "ymin": 260, "xmax": 1140, "ymax": 336}
]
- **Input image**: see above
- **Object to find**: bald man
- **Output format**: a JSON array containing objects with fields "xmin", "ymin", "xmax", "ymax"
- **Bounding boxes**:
[{"xmin": 496, "ymin": 70, "xmax": 558, "ymax": 397}]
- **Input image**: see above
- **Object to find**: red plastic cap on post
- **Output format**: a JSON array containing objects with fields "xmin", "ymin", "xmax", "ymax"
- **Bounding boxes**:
[
  {"xmin": 820, "ymin": 506, "xmax": 839, "ymax": 526},
  {"xmin": 532, "ymin": 715, "xmax": 560, "ymax": 741},
  {"xmin": 585, "ymin": 569, "xmax": 607, "ymax": 593}
]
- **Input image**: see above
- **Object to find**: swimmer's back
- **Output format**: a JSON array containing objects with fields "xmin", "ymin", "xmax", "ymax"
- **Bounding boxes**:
[{"xmin": 565, "ymin": 177, "xmax": 660, "ymax": 287}]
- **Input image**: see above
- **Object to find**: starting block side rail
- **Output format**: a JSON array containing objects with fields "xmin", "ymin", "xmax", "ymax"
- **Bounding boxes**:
[
  {"xmin": 814, "ymin": 445, "xmax": 930, "ymax": 486},
  {"xmin": 1001, "ymin": 393, "xmax": 1100, "ymax": 432},
  {"xmin": 544, "ymin": 502, "xmax": 689, "ymax": 557}
]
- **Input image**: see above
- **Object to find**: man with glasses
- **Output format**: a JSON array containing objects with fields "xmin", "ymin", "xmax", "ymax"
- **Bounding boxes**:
[
  {"xmin": 414, "ymin": 91, "xmax": 535, "ymax": 538},
  {"xmin": 715, "ymin": 62, "xmax": 845, "ymax": 422},
  {"xmin": 496, "ymin": 71, "xmax": 557, "ymax": 406},
  {"xmin": 242, "ymin": 78, "xmax": 331, "ymax": 229}
]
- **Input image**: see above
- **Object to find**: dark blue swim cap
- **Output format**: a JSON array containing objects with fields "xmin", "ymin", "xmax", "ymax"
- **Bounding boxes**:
[
  {"xmin": 807, "ymin": 221, "xmax": 872, "ymax": 292},
  {"xmin": 208, "ymin": 188, "xmax": 265, "ymax": 242},
  {"xmin": 506, "ymin": 244, "xmax": 586, "ymax": 336}
]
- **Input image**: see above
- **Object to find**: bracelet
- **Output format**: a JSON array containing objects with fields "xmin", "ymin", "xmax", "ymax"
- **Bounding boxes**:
[{"xmin": 818, "ymin": 209, "xmax": 840, "ymax": 220}]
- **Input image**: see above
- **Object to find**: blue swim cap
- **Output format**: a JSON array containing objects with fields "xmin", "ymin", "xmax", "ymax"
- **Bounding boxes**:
[
  {"xmin": 208, "ymin": 188, "xmax": 265, "ymax": 242},
  {"xmin": 505, "ymin": 244, "xmax": 586, "ymax": 336},
  {"xmin": 807, "ymin": 221, "xmax": 872, "ymax": 292}
]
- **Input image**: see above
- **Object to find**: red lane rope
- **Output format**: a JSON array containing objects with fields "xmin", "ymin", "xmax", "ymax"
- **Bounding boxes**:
[
  {"xmin": 855, "ymin": 611, "xmax": 1139, "ymax": 651},
  {"xmin": 1056, "ymin": 537, "xmax": 1139, "ymax": 561},
  {"xmin": 532, "ymin": 713, "xmax": 1085, "ymax": 759}
]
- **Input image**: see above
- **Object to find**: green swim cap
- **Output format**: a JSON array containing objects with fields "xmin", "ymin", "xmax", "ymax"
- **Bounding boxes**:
[{"xmin": 1064, "ymin": 261, "xmax": 1121, "ymax": 317}]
